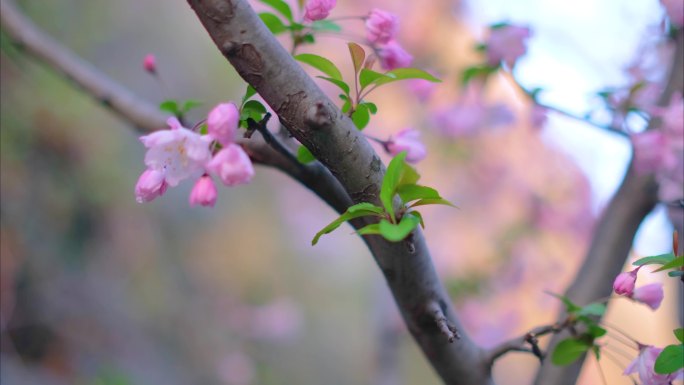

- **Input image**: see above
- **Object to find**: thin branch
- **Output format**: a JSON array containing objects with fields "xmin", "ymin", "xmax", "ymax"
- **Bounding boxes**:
[{"xmin": 486, "ymin": 323, "xmax": 565, "ymax": 365}]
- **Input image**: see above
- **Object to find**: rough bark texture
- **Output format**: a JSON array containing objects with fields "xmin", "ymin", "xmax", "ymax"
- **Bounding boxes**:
[
  {"xmin": 533, "ymin": 29, "xmax": 684, "ymax": 385},
  {"xmin": 187, "ymin": 1, "xmax": 493, "ymax": 383}
]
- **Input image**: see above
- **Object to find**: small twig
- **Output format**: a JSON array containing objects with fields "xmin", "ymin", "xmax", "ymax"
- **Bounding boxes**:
[
  {"xmin": 245, "ymin": 113, "xmax": 307, "ymax": 174},
  {"xmin": 426, "ymin": 301, "xmax": 460, "ymax": 343},
  {"xmin": 486, "ymin": 322, "xmax": 567, "ymax": 365}
]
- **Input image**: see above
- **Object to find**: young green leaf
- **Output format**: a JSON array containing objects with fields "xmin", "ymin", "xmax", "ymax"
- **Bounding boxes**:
[
  {"xmin": 348, "ymin": 42, "xmax": 366, "ymax": 75},
  {"xmin": 241, "ymin": 85, "xmax": 257, "ymax": 106},
  {"xmin": 258, "ymin": 0, "xmax": 293, "ymax": 22},
  {"xmin": 546, "ymin": 292, "xmax": 582, "ymax": 314},
  {"xmin": 295, "ymin": 53, "xmax": 343, "ymax": 81},
  {"xmin": 551, "ymin": 338, "xmax": 590, "ymax": 366},
  {"xmin": 397, "ymin": 184, "xmax": 440, "ymax": 204},
  {"xmin": 632, "ymin": 253, "xmax": 675, "ymax": 267},
  {"xmin": 351, "ymin": 104, "xmax": 370, "ymax": 130},
  {"xmin": 259, "ymin": 12, "xmax": 288, "ymax": 34},
  {"xmin": 380, "ymin": 152, "xmax": 409, "ymax": 221},
  {"xmin": 297, "ymin": 145, "xmax": 316, "ymax": 164},
  {"xmin": 359, "ymin": 68, "xmax": 392, "ymax": 88},
  {"xmin": 159, "ymin": 100, "xmax": 180, "ymax": 116},
  {"xmin": 347, "ymin": 202, "xmax": 384, "ymax": 215},
  {"xmin": 652, "ymin": 255, "xmax": 684, "ymax": 272},
  {"xmin": 461, "ymin": 65, "xmax": 498, "ymax": 86},
  {"xmin": 410, "ymin": 210, "xmax": 425, "ymax": 228},
  {"xmin": 577, "ymin": 303, "xmax": 606, "ymax": 317},
  {"xmin": 378, "ymin": 213, "xmax": 420, "ymax": 242},
  {"xmin": 385, "ymin": 68, "xmax": 441, "ymax": 82},
  {"xmin": 312, "ymin": 204, "xmax": 384, "ymax": 245},
  {"xmin": 408, "ymin": 198, "xmax": 457, "ymax": 209},
  {"xmin": 240, "ymin": 100, "xmax": 267, "ymax": 121},
  {"xmin": 317, "ymin": 76, "xmax": 350, "ymax": 95},
  {"xmin": 675, "ymin": 328, "xmax": 684, "ymax": 343},
  {"xmin": 654, "ymin": 344, "xmax": 684, "ymax": 374},
  {"xmin": 312, "ymin": 20, "xmax": 342, "ymax": 32},
  {"xmin": 357, "ymin": 223, "xmax": 381, "ymax": 236},
  {"xmin": 362, "ymin": 102, "xmax": 378, "ymax": 114},
  {"xmin": 181, "ymin": 99, "xmax": 203, "ymax": 114}
]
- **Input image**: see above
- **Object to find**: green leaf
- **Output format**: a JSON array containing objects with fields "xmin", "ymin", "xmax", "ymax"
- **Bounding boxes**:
[
  {"xmin": 408, "ymin": 198, "xmax": 457, "ymax": 209},
  {"xmin": 653, "ymin": 255, "xmax": 684, "ymax": 272},
  {"xmin": 586, "ymin": 324, "xmax": 607, "ymax": 338},
  {"xmin": 347, "ymin": 202, "xmax": 385, "ymax": 215},
  {"xmin": 297, "ymin": 145, "xmax": 316, "ymax": 164},
  {"xmin": 633, "ymin": 253, "xmax": 675, "ymax": 267},
  {"xmin": 241, "ymin": 85, "xmax": 257, "ymax": 106},
  {"xmin": 159, "ymin": 100, "xmax": 180, "ymax": 116},
  {"xmin": 357, "ymin": 223, "xmax": 381, "ymax": 236},
  {"xmin": 312, "ymin": 204, "xmax": 383, "ymax": 245},
  {"xmin": 258, "ymin": 0, "xmax": 293, "ymax": 22},
  {"xmin": 351, "ymin": 104, "xmax": 370, "ymax": 130},
  {"xmin": 489, "ymin": 21, "xmax": 511, "ymax": 30},
  {"xmin": 362, "ymin": 102, "xmax": 378, "ymax": 114},
  {"xmin": 386, "ymin": 68, "xmax": 441, "ymax": 82},
  {"xmin": 577, "ymin": 303, "xmax": 606, "ymax": 317},
  {"xmin": 397, "ymin": 184, "xmax": 440, "ymax": 204},
  {"xmin": 552, "ymin": 338, "xmax": 590, "ymax": 366},
  {"xmin": 410, "ymin": 210, "xmax": 425, "ymax": 228},
  {"xmin": 259, "ymin": 12, "xmax": 287, "ymax": 34},
  {"xmin": 312, "ymin": 20, "xmax": 342, "ymax": 32},
  {"xmin": 295, "ymin": 53, "xmax": 343, "ymax": 81},
  {"xmin": 341, "ymin": 96, "xmax": 351, "ymax": 114},
  {"xmin": 348, "ymin": 42, "xmax": 366, "ymax": 75},
  {"xmin": 654, "ymin": 344, "xmax": 684, "ymax": 374},
  {"xmin": 668, "ymin": 270, "xmax": 684, "ymax": 277},
  {"xmin": 301, "ymin": 33, "xmax": 315, "ymax": 44},
  {"xmin": 317, "ymin": 76, "xmax": 350, "ymax": 95},
  {"xmin": 380, "ymin": 152, "xmax": 408, "ymax": 221},
  {"xmin": 378, "ymin": 214, "xmax": 420, "ymax": 242},
  {"xmin": 359, "ymin": 68, "xmax": 392, "ymax": 88},
  {"xmin": 546, "ymin": 292, "xmax": 582, "ymax": 314},
  {"xmin": 461, "ymin": 65, "xmax": 498, "ymax": 86},
  {"xmin": 240, "ymin": 100, "xmax": 267, "ymax": 121},
  {"xmin": 674, "ymin": 328, "xmax": 684, "ymax": 343},
  {"xmin": 181, "ymin": 99, "xmax": 203, "ymax": 114}
]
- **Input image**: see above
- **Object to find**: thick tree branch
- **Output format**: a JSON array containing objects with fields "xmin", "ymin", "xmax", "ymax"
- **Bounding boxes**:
[
  {"xmin": 533, "ymin": 29, "xmax": 684, "ymax": 385},
  {"xmin": 187, "ymin": 0, "xmax": 493, "ymax": 383}
]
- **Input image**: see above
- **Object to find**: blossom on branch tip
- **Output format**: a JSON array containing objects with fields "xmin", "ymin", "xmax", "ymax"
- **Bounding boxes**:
[
  {"xmin": 386, "ymin": 128, "xmax": 426, "ymax": 163},
  {"xmin": 485, "ymin": 24, "xmax": 531, "ymax": 68},
  {"xmin": 207, "ymin": 102, "xmax": 239, "ymax": 146},
  {"xmin": 613, "ymin": 268, "xmax": 639, "ymax": 296},
  {"xmin": 189, "ymin": 175, "xmax": 218, "ymax": 207},
  {"xmin": 143, "ymin": 54, "xmax": 156, "ymax": 73},
  {"xmin": 366, "ymin": 9, "xmax": 399, "ymax": 45},
  {"xmin": 135, "ymin": 168, "xmax": 167, "ymax": 203},
  {"xmin": 304, "ymin": 0, "xmax": 336, "ymax": 21},
  {"xmin": 377, "ymin": 40, "xmax": 412, "ymax": 70},
  {"xmin": 624, "ymin": 345, "xmax": 684, "ymax": 385},
  {"xmin": 632, "ymin": 283, "xmax": 664, "ymax": 310},
  {"xmin": 206, "ymin": 144, "xmax": 255, "ymax": 186}
]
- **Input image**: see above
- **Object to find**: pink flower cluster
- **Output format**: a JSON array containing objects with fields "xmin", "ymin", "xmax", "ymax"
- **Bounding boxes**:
[
  {"xmin": 631, "ymin": 92, "xmax": 684, "ymax": 202},
  {"xmin": 135, "ymin": 102, "xmax": 254, "ymax": 207},
  {"xmin": 365, "ymin": 9, "xmax": 412, "ymax": 70},
  {"xmin": 612, "ymin": 266, "xmax": 664, "ymax": 310},
  {"xmin": 485, "ymin": 24, "xmax": 531, "ymax": 68},
  {"xmin": 304, "ymin": 0, "xmax": 336, "ymax": 22},
  {"xmin": 624, "ymin": 345, "xmax": 684, "ymax": 385}
]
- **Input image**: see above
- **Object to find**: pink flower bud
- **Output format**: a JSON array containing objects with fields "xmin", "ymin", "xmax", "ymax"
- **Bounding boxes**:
[
  {"xmin": 135, "ymin": 168, "xmax": 167, "ymax": 203},
  {"xmin": 207, "ymin": 102, "xmax": 239, "ymax": 146},
  {"xmin": 613, "ymin": 269, "xmax": 638, "ymax": 296},
  {"xmin": 377, "ymin": 40, "xmax": 413, "ymax": 70},
  {"xmin": 386, "ymin": 128, "xmax": 426, "ymax": 163},
  {"xmin": 143, "ymin": 54, "xmax": 156, "ymax": 73},
  {"xmin": 485, "ymin": 25, "xmax": 531, "ymax": 68},
  {"xmin": 632, "ymin": 283, "xmax": 664, "ymax": 310},
  {"xmin": 206, "ymin": 144, "xmax": 255, "ymax": 186},
  {"xmin": 304, "ymin": 0, "xmax": 336, "ymax": 21},
  {"xmin": 189, "ymin": 175, "xmax": 218, "ymax": 207},
  {"xmin": 366, "ymin": 9, "xmax": 399, "ymax": 45}
]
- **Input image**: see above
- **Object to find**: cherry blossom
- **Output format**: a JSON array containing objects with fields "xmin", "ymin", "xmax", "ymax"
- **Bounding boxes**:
[
  {"xmin": 206, "ymin": 143, "xmax": 255, "ymax": 186},
  {"xmin": 377, "ymin": 40, "xmax": 413, "ymax": 70},
  {"xmin": 304, "ymin": 0, "xmax": 336, "ymax": 22},
  {"xmin": 485, "ymin": 24, "xmax": 531, "ymax": 68},
  {"xmin": 134, "ymin": 168, "xmax": 168, "ymax": 203},
  {"xmin": 613, "ymin": 268, "xmax": 639, "ymax": 296},
  {"xmin": 632, "ymin": 283, "xmax": 664, "ymax": 310},
  {"xmin": 624, "ymin": 345, "xmax": 684, "ymax": 385},
  {"xmin": 189, "ymin": 175, "xmax": 218, "ymax": 207},
  {"xmin": 366, "ymin": 9, "xmax": 398, "ymax": 45},
  {"xmin": 207, "ymin": 102, "xmax": 239, "ymax": 146}
]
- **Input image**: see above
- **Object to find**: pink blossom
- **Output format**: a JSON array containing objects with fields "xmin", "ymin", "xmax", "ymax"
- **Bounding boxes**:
[
  {"xmin": 207, "ymin": 102, "xmax": 239, "ymax": 146},
  {"xmin": 377, "ymin": 40, "xmax": 413, "ymax": 70},
  {"xmin": 304, "ymin": 0, "xmax": 336, "ymax": 21},
  {"xmin": 406, "ymin": 77, "xmax": 438, "ymax": 102},
  {"xmin": 632, "ymin": 283, "xmax": 664, "ymax": 310},
  {"xmin": 366, "ymin": 9, "xmax": 399, "ymax": 45},
  {"xmin": 206, "ymin": 144, "xmax": 255, "ymax": 186},
  {"xmin": 631, "ymin": 131, "xmax": 674, "ymax": 174},
  {"xmin": 661, "ymin": 0, "xmax": 684, "ymax": 27},
  {"xmin": 386, "ymin": 128, "xmax": 426, "ymax": 163},
  {"xmin": 140, "ymin": 125, "xmax": 212, "ymax": 186},
  {"xmin": 624, "ymin": 345, "xmax": 684, "ymax": 385},
  {"xmin": 135, "ymin": 168, "xmax": 168, "ymax": 203},
  {"xmin": 613, "ymin": 269, "xmax": 638, "ymax": 296},
  {"xmin": 485, "ymin": 24, "xmax": 531, "ymax": 68},
  {"xmin": 189, "ymin": 175, "xmax": 218, "ymax": 207},
  {"xmin": 143, "ymin": 54, "xmax": 156, "ymax": 73},
  {"xmin": 433, "ymin": 82, "xmax": 514, "ymax": 137}
]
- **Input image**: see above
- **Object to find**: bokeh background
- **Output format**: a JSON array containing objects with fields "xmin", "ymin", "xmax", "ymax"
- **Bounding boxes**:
[{"xmin": 1, "ymin": 0, "xmax": 681, "ymax": 384}]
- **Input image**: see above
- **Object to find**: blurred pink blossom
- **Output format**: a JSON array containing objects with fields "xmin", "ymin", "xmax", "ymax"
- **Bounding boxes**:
[
  {"xmin": 433, "ymin": 82, "xmax": 514, "ymax": 137},
  {"xmin": 189, "ymin": 175, "xmax": 218, "ymax": 207},
  {"xmin": 134, "ymin": 169, "xmax": 168, "ymax": 203},
  {"xmin": 207, "ymin": 144, "xmax": 255, "ymax": 186},
  {"xmin": 529, "ymin": 104, "xmax": 548, "ymax": 128},
  {"xmin": 143, "ymin": 53, "xmax": 156, "ymax": 73},
  {"xmin": 661, "ymin": 0, "xmax": 684, "ymax": 26},
  {"xmin": 406, "ymin": 77, "xmax": 438, "ymax": 102},
  {"xmin": 613, "ymin": 268, "xmax": 639, "ymax": 296},
  {"xmin": 304, "ymin": 0, "xmax": 336, "ymax": 21},
  {"xmin": 207, "ymin": 103, "xmax": 239, "ymax": 146},
  {"xmin": 139, "ymin": 123, "xmax": 212, "ymax": 187},
  {"xmin": 365, "ymin": 9, "xmax": 398, "ymax": 45},
  {"xmin": 386, "ymin": 128, "xmax": 426, "ymax": 163},
  {"xmin": 624, "ymin": 345, "xmax": 684, "ymax": 385},
  {"xmin": 632, "ymin": 283, "xmax": 664, "ymax": 310},
  {"xmin": 485, "ymin": 24, "xmax": 531, "ymax": 68},
  {"xmin": 631, "ymin": 131, "xmax": 674, "ymax": 173},
  {"xmin": 377, "ymin": 40, "xmax": 412, "ymax": 70}
]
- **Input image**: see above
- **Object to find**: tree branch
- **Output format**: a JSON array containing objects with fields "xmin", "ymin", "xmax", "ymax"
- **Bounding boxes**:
[
  {"xmin": 187, "ymin": 0, "xmax": 494, "ymax": 383},
  {"xmin": 533, "ymin": 28, "xmax": 684, "ymax": 385}
]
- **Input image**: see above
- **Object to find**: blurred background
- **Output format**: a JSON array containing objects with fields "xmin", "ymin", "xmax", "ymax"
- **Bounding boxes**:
[{"xmin": 1, "ymin": 0, "xmax": 680, "ymax": 384}]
